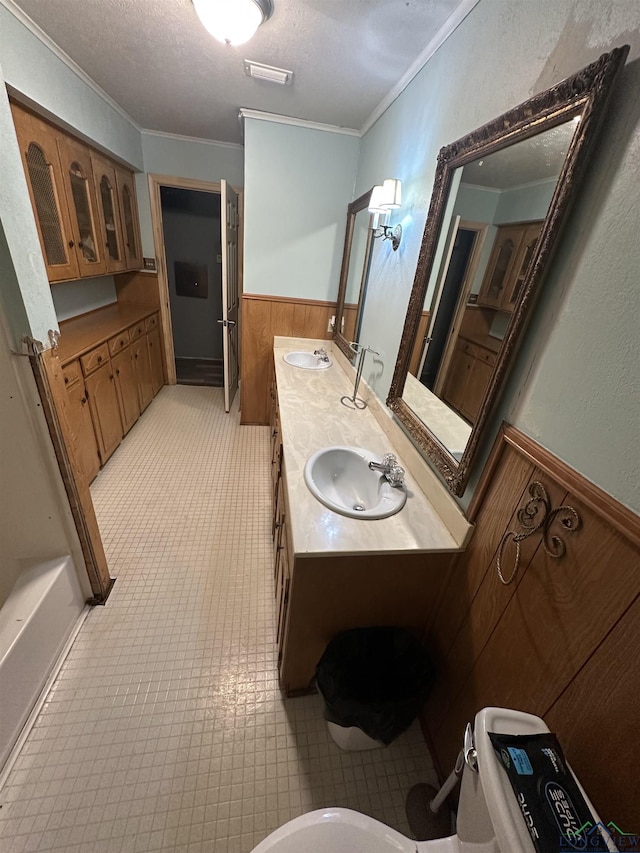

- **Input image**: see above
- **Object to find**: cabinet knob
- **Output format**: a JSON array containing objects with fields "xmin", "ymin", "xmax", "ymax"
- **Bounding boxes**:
[
  {"xmin": 64, "ymin": 377, "xmax": 69, "ymax": 384},
  {"xmin": 81, "ymin": 397, "xmax": 87, "ymax": 404},
  {"xmin": 116, "ymin": 369, "xmax": 120, "ymax": 375},
  {"xmin": 97, "ymin": 355, "xmax": 103, "ymax": 363},
  {"xmin": 135, "ymin": 353, "xmax": 138, "ymax": 359},
  {"xmin": 68, "ymin": 240, "xmax": 75, "ymax": 248}
]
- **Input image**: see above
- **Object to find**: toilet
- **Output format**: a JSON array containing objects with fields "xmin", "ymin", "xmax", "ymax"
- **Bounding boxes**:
[{"xmin": 249, "ymin": 707, "xmax": 608, "ymax": 852}]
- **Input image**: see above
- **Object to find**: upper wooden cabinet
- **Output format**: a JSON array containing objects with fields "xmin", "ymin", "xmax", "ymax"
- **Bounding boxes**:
[
  {"xmin": 477, "ymin": 221, "xmax": 543, "ymax": 312},
  {"xmin": 91, "ymin": 153, "xmax": 127, "ymax": 274},
  {"xmin": 115, "ymin": 168, "xmax": 142, "ymax": 270},
  {"xmin": 10, "ymin": 100, "xmax": 142, "ymax": 283},
  {"xmin": 11, "ymin": 102, "xmax": 79, "ymax": 282},
  {"xmin": 56, "ymin": 134, "xmax": 107, "ymax": 277}
]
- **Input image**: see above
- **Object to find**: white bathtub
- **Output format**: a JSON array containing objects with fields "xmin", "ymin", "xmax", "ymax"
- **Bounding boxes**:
[{"xmin": 0, "ymin": 556, "xmax": 86, "ymax": 772}]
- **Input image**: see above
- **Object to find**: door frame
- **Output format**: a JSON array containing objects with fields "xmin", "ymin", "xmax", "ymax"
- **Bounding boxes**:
[{"xmin": 147, "ymin": 174, "xmax": 243, "ymax": 386}]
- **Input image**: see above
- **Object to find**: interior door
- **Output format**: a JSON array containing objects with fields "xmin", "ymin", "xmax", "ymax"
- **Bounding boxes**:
[
  {"xmin": 220, "ymin": 180, "xmax": 239, "ymax": 413},
  {"xmin": 417, "ymin": 215, "xmax": 461, "ymax": 379}
]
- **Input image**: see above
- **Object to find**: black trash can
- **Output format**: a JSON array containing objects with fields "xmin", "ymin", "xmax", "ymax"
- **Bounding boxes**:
[{"xmin": 315, "ymin": 626, "xmax": 435, "ymax": 747}]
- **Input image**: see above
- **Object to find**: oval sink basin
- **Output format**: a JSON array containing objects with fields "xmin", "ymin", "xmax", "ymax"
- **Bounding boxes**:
[
  {"xmin": 304, "ymin": 446, "xmax": 407, "ymax": 520},
  {"xmin": 283, "ymin": 351, "xmax": 332, "ymax": 370}
]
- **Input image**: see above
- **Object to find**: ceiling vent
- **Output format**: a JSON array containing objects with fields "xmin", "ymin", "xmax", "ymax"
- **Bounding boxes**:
[{"xmin": 244, "ymin": 60, "xmax": 293, "ymax": 86}]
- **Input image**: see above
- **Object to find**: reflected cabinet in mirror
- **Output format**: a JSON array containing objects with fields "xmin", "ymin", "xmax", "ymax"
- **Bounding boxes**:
[
  {"xmin": 388, "ymin": 47, "xmax": 628, "ymax": 496},
  {"xmin": 334, "ymin": 189, "xmax": 374, "ymax": 360}
]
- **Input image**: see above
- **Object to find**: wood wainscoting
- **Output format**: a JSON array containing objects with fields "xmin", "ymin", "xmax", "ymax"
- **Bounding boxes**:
[
  {"xmin": 240, "ymin": 294, "xmax": 335, "ymax": 425},
  {"xmin": 421, "ymin": 424, "xmax": 640, "ymax": 827}
]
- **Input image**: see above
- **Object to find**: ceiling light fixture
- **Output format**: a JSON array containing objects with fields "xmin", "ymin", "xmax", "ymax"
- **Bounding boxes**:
[
  {"xmin": 244, "ymin": 60, "xmax": 293, "ymax": 86},
  {"xmin": 193, "ymin": 0, "xmax": 274, "ymax": 46}
]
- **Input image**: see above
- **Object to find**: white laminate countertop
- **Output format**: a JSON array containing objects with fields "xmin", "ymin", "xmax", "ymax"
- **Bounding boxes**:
[{"xmin": 274, "ymin": 339, "xmax": 461, "ymax": 557}]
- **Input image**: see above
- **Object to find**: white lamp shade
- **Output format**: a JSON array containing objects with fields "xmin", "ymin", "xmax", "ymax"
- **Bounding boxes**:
[
  {"xmin": 381, "ymin": 178, "xmax": 401, "ymax": 209},
  {"xmin": 368, "ymin": 185, "xmax": 389, "ymax": 214},
  {"xmin": 194, "ymin": 0, "xmax": 266, "ymax": 45}
]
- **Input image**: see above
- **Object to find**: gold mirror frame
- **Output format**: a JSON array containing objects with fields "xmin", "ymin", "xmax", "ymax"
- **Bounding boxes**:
[
  {"xmin": 334, "ymin": 188, "xmax": 374, "ymax": 360},
  {"xmin": 387, "ymin": 47, "xmax": 629, "ymax": 497}
]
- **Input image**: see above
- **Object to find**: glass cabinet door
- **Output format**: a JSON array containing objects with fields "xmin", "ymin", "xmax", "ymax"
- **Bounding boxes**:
[
  {"xmin": 116, "ymin": 168, "xmax": 142, "ymax": 270},
  {"xmin": 91, "ymin": 154, "xmax": 126, "ymax": 273},
  {"xmin": 478, "ymin": 225, "xmax": 522, "ymax": 309},
  {"xmin": 11, "ymin": 102, "xmax": 79, "ymax": 282},
  {"xmin": 57, "ymin": 135, "xmax": 106, "ymax": 277},
  {"xmin": 502, "ymin": 221, "xmax": 543, "ymax": 311}
]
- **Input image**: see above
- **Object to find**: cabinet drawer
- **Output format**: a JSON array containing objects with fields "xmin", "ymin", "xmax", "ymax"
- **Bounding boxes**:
[
  {"xmin": 478, "ymin": 348, "xmax": 497, "ymax": 366},
  {"xmin": 80, "ymin": 343, "xmax": 110, "ymax": 376},
  {"xmin": 108, "ymin": 330, "xmax": 130, "ymax": 356},
  {"xmin": 62, "ymin": 359, "xmax": 82, "ymax": 388},
  {"xmin": 461, "ymin": 340, "xmax": 478, "ymax": 357},
  {"xmin": 145, "ymin": 313, "xmax": 158, "ymax": 333},
  {"xmin": 129, "ymin": 320, "xmax": 146, "ymax": 341}
]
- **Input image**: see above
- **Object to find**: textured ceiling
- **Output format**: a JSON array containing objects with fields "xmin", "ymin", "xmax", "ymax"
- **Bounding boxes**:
[
  {"xmin": 10, "ymin": 0, "xmax": 466, "ymax": 144},
  {"xmin": 462, "ymin": 121, "xmax": 578, "ymax": 190}
]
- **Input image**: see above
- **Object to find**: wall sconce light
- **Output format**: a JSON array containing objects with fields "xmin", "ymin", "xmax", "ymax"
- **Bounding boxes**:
[
  {"xmin": 368, "ymin": 179, "xmax": 402, "ymax": 251},
  {"xmin": 193, "ymin": 0, "xmax": 273, "ymax": 46}
]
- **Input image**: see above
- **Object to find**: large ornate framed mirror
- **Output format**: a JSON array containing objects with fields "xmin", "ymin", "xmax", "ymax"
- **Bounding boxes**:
[
  {"xmin": 333, "ymin": 189, "xmax": 374, "ymax": 360},
  {"xmin": 388, "ymin": 47, "xmax": 628, "ymax": 496}
]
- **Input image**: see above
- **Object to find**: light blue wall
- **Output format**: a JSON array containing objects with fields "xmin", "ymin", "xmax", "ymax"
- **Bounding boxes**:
[
  {"xmin": 494, "ymin": 178, "xmax": 556, "ymax": 224},
  {"xmin": 50, "ymin": 278, "xmax": 117, "ymax": 322},
  {"xmin": 354, "ymin": 0, "xmax": 640, "ymax": 513},
  {"xmin": 138, "ymin": 132, "xmax": 245, "ymax": 257},
  {"xmin": 243, "ymin": 118, "xmax": 360, "ymax": 300},
  {"xmin": 0, "ymin": 5, "xmax": 142, "ymax": 169}
]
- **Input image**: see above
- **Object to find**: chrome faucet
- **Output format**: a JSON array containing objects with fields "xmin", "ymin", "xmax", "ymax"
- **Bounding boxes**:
[
  {"xmin": 369, "ymin": 453, "xmax": 405, "ymax": 488},
  {"xmin": 313, "ymin": 347, "xmax": 330, "ymax": 362}
]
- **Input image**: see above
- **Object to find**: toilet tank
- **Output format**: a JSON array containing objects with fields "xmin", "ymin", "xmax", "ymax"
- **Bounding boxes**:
[{"xmin": 456, "ymin": 708, "xmax": 608, "ymax": 853}]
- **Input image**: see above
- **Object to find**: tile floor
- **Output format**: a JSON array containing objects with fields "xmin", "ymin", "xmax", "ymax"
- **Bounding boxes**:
[{"xmin": 0, "ymin": 385, "xmax": 438, "ymax": 852}]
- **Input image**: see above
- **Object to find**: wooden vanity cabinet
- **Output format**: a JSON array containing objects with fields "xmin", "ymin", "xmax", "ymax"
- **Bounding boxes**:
[
  {"xmin": 268, "ymin": 370, "xmax": 454, "ymax": 695},
  {"xmin": 130, "ymin": 330, "xmax": 154, "ymax": 412},
  {"xmin": 62, "ymin": 361, "xmax": 100, "ymax": 483},
  {"xmin": 477, "ymin": 221, "xmax": 542, "ymax": 312},
  {"xmin": 147, "ymin": 327, "xmax": 165, "ymax": 397},
  {"xmin": 441, "ymin": 339, "xmax": 496, "ymax": 423},
  {"xmin": 84, "ymin": 361, "xmax": 123, "ymax": 463},
  {"xmin": 111, "ymin": 346, "xmax": 140, "ymax": 435}
]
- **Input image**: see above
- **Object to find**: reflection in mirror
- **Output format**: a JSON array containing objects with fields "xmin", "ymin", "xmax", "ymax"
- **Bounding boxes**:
[
  {"xmin": 387, "ymin": 47, "xmax": 629, "ymax": 495},
  {"xmin": 405, "ymin": 121, "xmax": 576, "ymax": 458},
  {"xmin": 334, "ymin": 189, "xmax": 374, "ymax": 360}
]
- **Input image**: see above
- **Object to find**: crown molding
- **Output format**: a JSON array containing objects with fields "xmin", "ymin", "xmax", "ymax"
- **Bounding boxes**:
[
  {"xmin": 239, "ymin": 108, "xmax": 360, "ymax": 137},
  {"xmin": 360, "ymin": 0, "xmax": 482, "ymax": 137},
  {"xmin": 141, "ymin": 128, "xmax": 244, "ymax": 151},
  {"xmin": 0, "ymin": 0, "xmax": 141, "ymax": 131}
]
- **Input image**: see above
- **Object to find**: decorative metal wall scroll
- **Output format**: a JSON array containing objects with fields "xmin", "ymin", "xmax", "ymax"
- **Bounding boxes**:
[{"xmin": 496, "ymin": 481, "xmax": 582, "ymax": 585}]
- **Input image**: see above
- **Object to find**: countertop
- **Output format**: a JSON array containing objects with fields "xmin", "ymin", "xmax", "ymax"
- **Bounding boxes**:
[
  {"xmin": 57, "ymin": 302, "xmax": 159, "ymax": 364},
  {"xmin": 274, "ymin": 338, "xmax": 461, "ymax": 557}
]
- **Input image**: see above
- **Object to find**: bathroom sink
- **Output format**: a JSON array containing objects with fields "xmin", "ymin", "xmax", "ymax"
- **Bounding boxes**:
[
  {"xmin": 283, "ymin": 351, "xmax": 332, "ymax": 369},
  {"xmin": 304, "ymin": 446, "xmax": 407, "ymax": 520}
]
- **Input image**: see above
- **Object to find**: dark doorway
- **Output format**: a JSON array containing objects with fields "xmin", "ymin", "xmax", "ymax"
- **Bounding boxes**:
[
  {"xmin": 160, "ymin": 187, "xmax": 223, "ymax": 386},
  {"xmin": 420, "ymin": 227, "xmax": 477, "ymax": 390}
]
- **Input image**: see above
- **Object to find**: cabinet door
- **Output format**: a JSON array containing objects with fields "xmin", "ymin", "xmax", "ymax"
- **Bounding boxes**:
[
  {"xmin": 463, "ymin": 356, "xmax": 494, "ymax": 422},
  {"xmin": 132, "ymin": 337, "xmax": 153, "ymax": 412},
  {"xmin": 477, "ymin": 225, "xmax": 522, "ymax": 309},
  {"xmin": 147, "ymin": 327, "xmax": 164, "ymax": 397},
  {"xmin": 91, "ymin": 154, "xmax": 126, "ymax": 274},
  {"xmin": 116, "ymin": 167, "xmax": 142, "ymax": 270},
  {"xmin": 441, "ymin": 343, "xmax": 473, "ymax": 419},
  {"xmin": 11, "ymin": 102, "xmax": 79, "ymax": 282},
  {"xmin": 85, "ymin": 361, "xmax": 123, "ymax": 463},
  {"xmin": 275, "ymin": 523, "xmax": 291, "ymax": 656},
  {"xmin": 56, "ymin": 134, "xmax": 106, "ymax": 277},
  {"xmin": 502, "ymin": 221, "xmax": 543, "ymax": 311},
  {"xmin": 111, "ymin": 347, "xmax": 140, "ymax": 434},
  {"xmin": 66, "ymin": 379, "xmax": 101, "ymax": 482}
]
